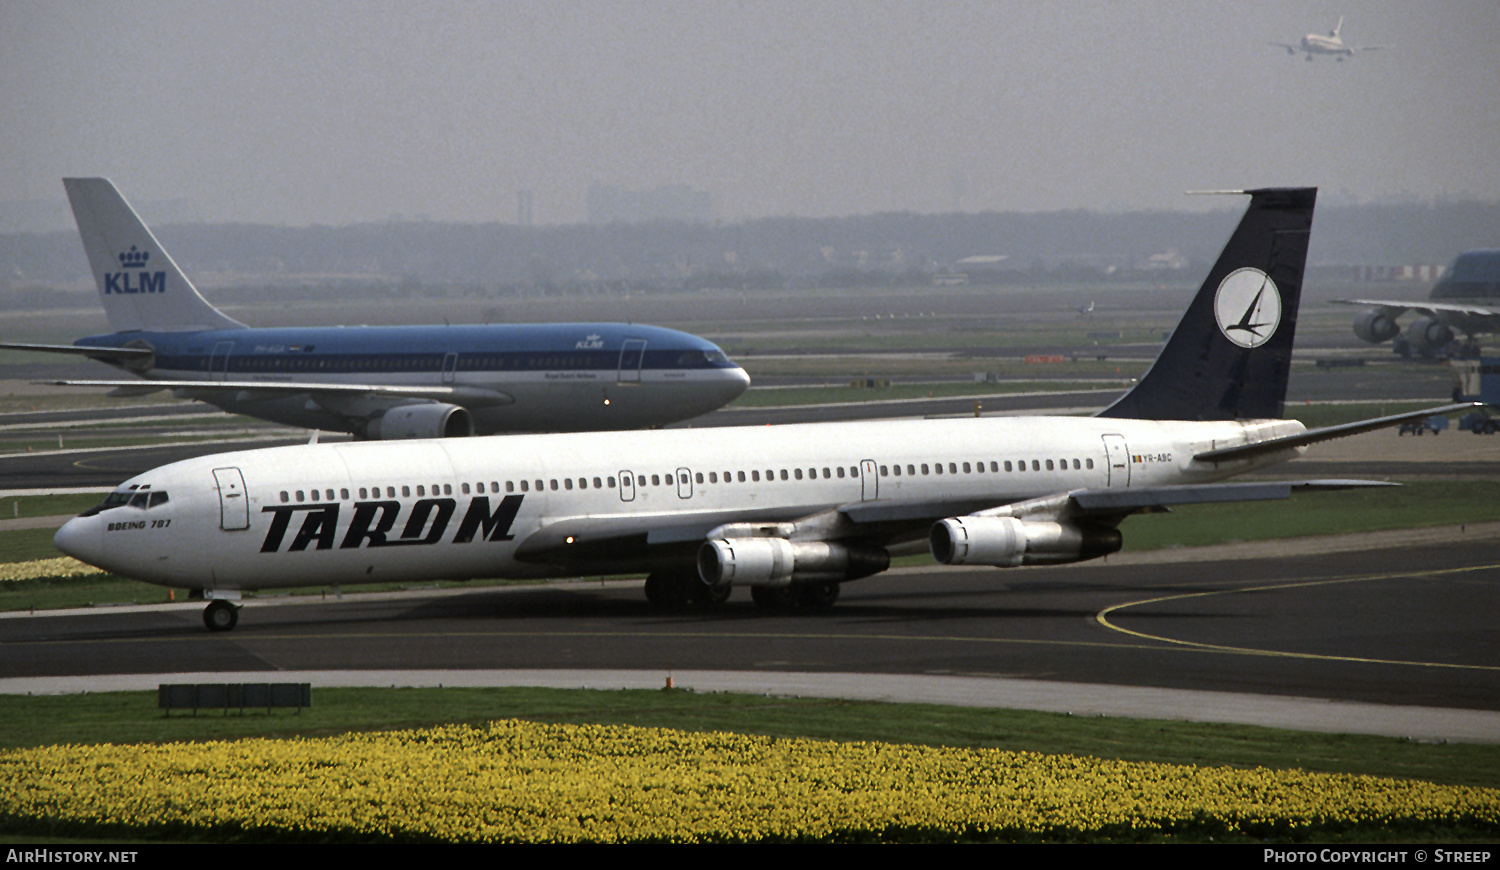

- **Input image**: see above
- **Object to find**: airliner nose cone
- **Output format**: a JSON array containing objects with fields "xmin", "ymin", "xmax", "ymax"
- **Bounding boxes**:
[
  {"xmin": 53, "ymin": 517, "xmax": 99, "ymax": 566},
  {"xmin": 728, "ymin": 366, "xmax": 751, "ymax": 397}
]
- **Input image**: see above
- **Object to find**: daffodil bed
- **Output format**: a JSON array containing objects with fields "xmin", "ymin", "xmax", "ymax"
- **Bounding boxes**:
[
  {"xmin": 3, "ymin": 720, "xmax": 1496, "ymax": 843},
  {"xmin": 0, "ymin": 557, "xmax": 102, "ymax": 583}
]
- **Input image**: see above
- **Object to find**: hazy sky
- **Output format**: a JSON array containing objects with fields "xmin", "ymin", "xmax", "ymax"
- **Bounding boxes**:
[{"xmin": 4, "ymin": 1, "xmax": 1497, "ymax": 227}]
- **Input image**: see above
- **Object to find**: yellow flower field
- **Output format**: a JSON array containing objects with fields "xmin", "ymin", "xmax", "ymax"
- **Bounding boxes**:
[
  {"xmin": 2, "ymin": 719, "xmax": 1496, "ymax": 843},
  {"xmin": 0, "ymin": 557, "xmax": 103, "ymax": 583}
]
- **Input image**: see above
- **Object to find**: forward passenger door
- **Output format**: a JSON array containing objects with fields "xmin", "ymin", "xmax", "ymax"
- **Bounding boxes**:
[
  {"xmin": 860, "ymin": 459, "xmax": 878, "ymax": 500},
  {"xmin": 212, "ymin": 467, "xmax": 249, "ymax": 531}
]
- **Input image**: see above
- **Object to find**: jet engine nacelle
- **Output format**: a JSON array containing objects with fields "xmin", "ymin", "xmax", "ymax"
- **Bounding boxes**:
[
  {"xmin": 365, "ymin": 403, "xmax": 475, "ymax": 440},
  {"xmin": 1403, "ymin": 317, "xmax": 1454, "ymax": 354},
  {"xmin": 697, "ymin": 538, "xmax": 890, "ymax": 587},
  {"xmin": 1352, "ymin": 310, "xmax": 1400, "ymax": 344},
  {"xmin": 929, "ymin": 516, "xmax": 1121, "ymax": 567}
]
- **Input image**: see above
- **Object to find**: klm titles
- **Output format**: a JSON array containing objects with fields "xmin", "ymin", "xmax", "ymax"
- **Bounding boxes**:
[{"xmin": 105, "ymin": 246, "xmax": 165, "ymax": 295}]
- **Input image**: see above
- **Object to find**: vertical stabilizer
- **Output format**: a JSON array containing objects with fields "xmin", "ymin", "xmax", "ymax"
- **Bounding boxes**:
[
  {"xmin": 64, "ymin": 178, "xmax": 245, "ymax": 332},
  {"xmin": 1098, "ymin": 187, "xmax": 1315, "ymax": 421}
]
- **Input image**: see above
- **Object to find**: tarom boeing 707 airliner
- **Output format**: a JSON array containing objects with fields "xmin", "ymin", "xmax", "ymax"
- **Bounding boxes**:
[
  {"xmin": 53, "ymin": 187, "xmax": 1475, "ymax": 630},
  {"xmin": 3, "ymin": 178, "xmax": 749, "ymax": 439}
]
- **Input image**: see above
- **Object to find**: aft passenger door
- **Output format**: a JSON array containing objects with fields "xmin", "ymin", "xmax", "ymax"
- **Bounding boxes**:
[
  {"xmin": 209, "ymin": 341, "xmax": 234, "ymax": 382},
  {"xmin": 1101, "ymin": 434, "xmax": 1130, "ymax": 487},
  {"xmin": 212, "ymin": 467, "xmax": 249, "ymax": 531}
]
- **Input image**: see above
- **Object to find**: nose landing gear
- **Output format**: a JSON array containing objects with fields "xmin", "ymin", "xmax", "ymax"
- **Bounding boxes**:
[{"xmin": 203, "ymin": 599, "xmax": 240, "ymax": 631}]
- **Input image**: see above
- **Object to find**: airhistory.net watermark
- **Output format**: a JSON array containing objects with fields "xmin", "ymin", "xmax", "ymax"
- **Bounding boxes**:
[{"xmin": 5, "ymin": 852, "xmax": 137, "ymax": 864}]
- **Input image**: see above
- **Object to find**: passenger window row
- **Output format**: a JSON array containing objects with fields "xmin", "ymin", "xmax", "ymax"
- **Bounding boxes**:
[
  {"xmin": 881, "ymin": 457, "xmax": 1095, "ymax": 476},
  {"xmin": 274, "ymin": 455, "xmax": 1098, "ymax": 504}
]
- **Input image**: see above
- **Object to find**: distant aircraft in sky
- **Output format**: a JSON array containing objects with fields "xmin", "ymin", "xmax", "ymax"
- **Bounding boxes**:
[
  {"xmin": 1271, "ymin": 18, "xmax": 1387, "ymax": 61},
  {"xmin": 1336, "ymin": 250, "xmax": 1500, "ymax": 359},
  {"xmin": 1, "ymin": 178, "xmax": 749, "ymax": 439}
]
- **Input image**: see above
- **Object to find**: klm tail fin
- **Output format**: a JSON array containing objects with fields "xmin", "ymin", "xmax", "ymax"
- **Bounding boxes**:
[
  {"xmin": 1098, "ymin": 187, "xmax": 1316, "ymax": 421},
  {"xmin": 64, "ymin": 178, "xmax": 245, "ymax": 333}
]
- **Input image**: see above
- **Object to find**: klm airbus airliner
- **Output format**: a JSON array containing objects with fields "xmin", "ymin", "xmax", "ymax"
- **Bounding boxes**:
[{"xmin": 3, "ymin": 178, "xmax": 749, "ymax": 438}]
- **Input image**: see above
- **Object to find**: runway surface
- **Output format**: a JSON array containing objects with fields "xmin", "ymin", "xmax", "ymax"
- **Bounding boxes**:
[
  {"xmin": 5, "ymin": 525, "xmax": 1498, "ymax": 742},
  {"xmin": 2, "ymin": 381, "xmax": 1496, "ymax": 742}
]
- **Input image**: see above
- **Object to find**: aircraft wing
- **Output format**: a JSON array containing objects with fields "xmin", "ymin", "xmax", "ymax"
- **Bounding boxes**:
[
  {"xmin": 37, "ymin": 378, "xmax": 515, "ymax": 407},
  {"xmin": 844, "ymin": 480, "xmax": 1393, "ymax": 527},
  {"xmin": 512, "ymin": 479, "xmax": 1397, "ymax": 569},
  {"xmin": 513, "ymin": 505, "xmax": 816, "ymax": 565},
  {"xmin": 1332, "ymin": 298, "xmax": 1500, "ymax": 321}
]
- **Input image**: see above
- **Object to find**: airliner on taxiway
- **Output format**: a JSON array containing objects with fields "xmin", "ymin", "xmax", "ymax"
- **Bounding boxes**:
[{"xmin": 3, "ymin": 179, "xmax": 748, "ymax": 439}]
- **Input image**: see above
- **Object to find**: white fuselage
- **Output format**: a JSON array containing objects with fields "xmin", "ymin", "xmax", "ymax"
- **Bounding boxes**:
[
  {"xmin": 55, "ymin": 415, "xmax": 1304, "ymax": 592},
  {"xmin": 1302, "ymin": 34, "xmax": 1349, "ymax": 54}
]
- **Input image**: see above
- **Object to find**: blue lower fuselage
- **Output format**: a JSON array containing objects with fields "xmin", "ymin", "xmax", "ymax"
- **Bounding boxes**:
[{"xmin": 76, "ymin": 322, "xmax": 750, "ymax": 434}]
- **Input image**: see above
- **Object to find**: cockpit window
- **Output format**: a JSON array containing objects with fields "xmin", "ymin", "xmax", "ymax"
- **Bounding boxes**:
[
  {"xmin": 80, "ymin": 487, "xmax": 134, "ymax": 517},
  {"xmin": 672, "ymin": 349, "xmax": 734, "ymax": 368},
  {"xmin": 79, "ymin": 485, "xmax": 167, "ymax": 517}
]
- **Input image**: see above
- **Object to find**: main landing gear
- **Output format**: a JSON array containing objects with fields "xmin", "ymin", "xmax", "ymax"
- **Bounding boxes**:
[
  {"xmin": 643, "ymin": 571, "xmax": 841, "ymax": 612},
  {"xmin": 643, "ymin": 570, "xmax": 730, "ymax": 609},
  {"xmin": 750, "ymin": 580, "xmax": 840, "ymax": 611}
]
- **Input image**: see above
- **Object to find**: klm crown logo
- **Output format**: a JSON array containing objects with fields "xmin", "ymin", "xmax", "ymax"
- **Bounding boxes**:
[
  {"xmin": 105, "ymin": 245, "xmax": 166, "ymax": 295},
  {"xmin": 117, "ymin": 246, "xmax": 150, "ymax": 269}
]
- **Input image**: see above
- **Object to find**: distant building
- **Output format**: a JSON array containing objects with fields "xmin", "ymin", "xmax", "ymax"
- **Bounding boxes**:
[
  {"xmin": 1140, "ymin": 249, "xmax": 1189, "ymax": 271},
  {"xmin": 587, "ymin": 183, "xmax": 713, "ymax": 224},
  {"xmin": 517, "ymin": 190, "xmax": 534, "ymax": 226}
]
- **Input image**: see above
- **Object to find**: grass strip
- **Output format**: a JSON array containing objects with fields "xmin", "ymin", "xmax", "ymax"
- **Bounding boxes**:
[{"xmin": 0, "ymin": 692, "xmax": 1495, "ymax": 843}]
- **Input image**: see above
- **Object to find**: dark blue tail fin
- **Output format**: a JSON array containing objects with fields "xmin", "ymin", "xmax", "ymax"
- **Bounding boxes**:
[{"xmin": 1098, "ymin": 187, "xmax": 1315, "ymax": 421}]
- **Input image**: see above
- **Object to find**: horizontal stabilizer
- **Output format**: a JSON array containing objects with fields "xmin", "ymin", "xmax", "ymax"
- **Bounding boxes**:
[
  {"xmin": 0, "ymin": 342, "xmax": 154, "ymax": 359},
  {"xmin": 1194, "ymin": 403, "xmax": 1482, "ymax": 463}
]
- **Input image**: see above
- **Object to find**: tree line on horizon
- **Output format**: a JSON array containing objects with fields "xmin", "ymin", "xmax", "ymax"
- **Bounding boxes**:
[{"xmin": 1, "ymin": 200, "xmax": 1494, "ymax": 298}]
